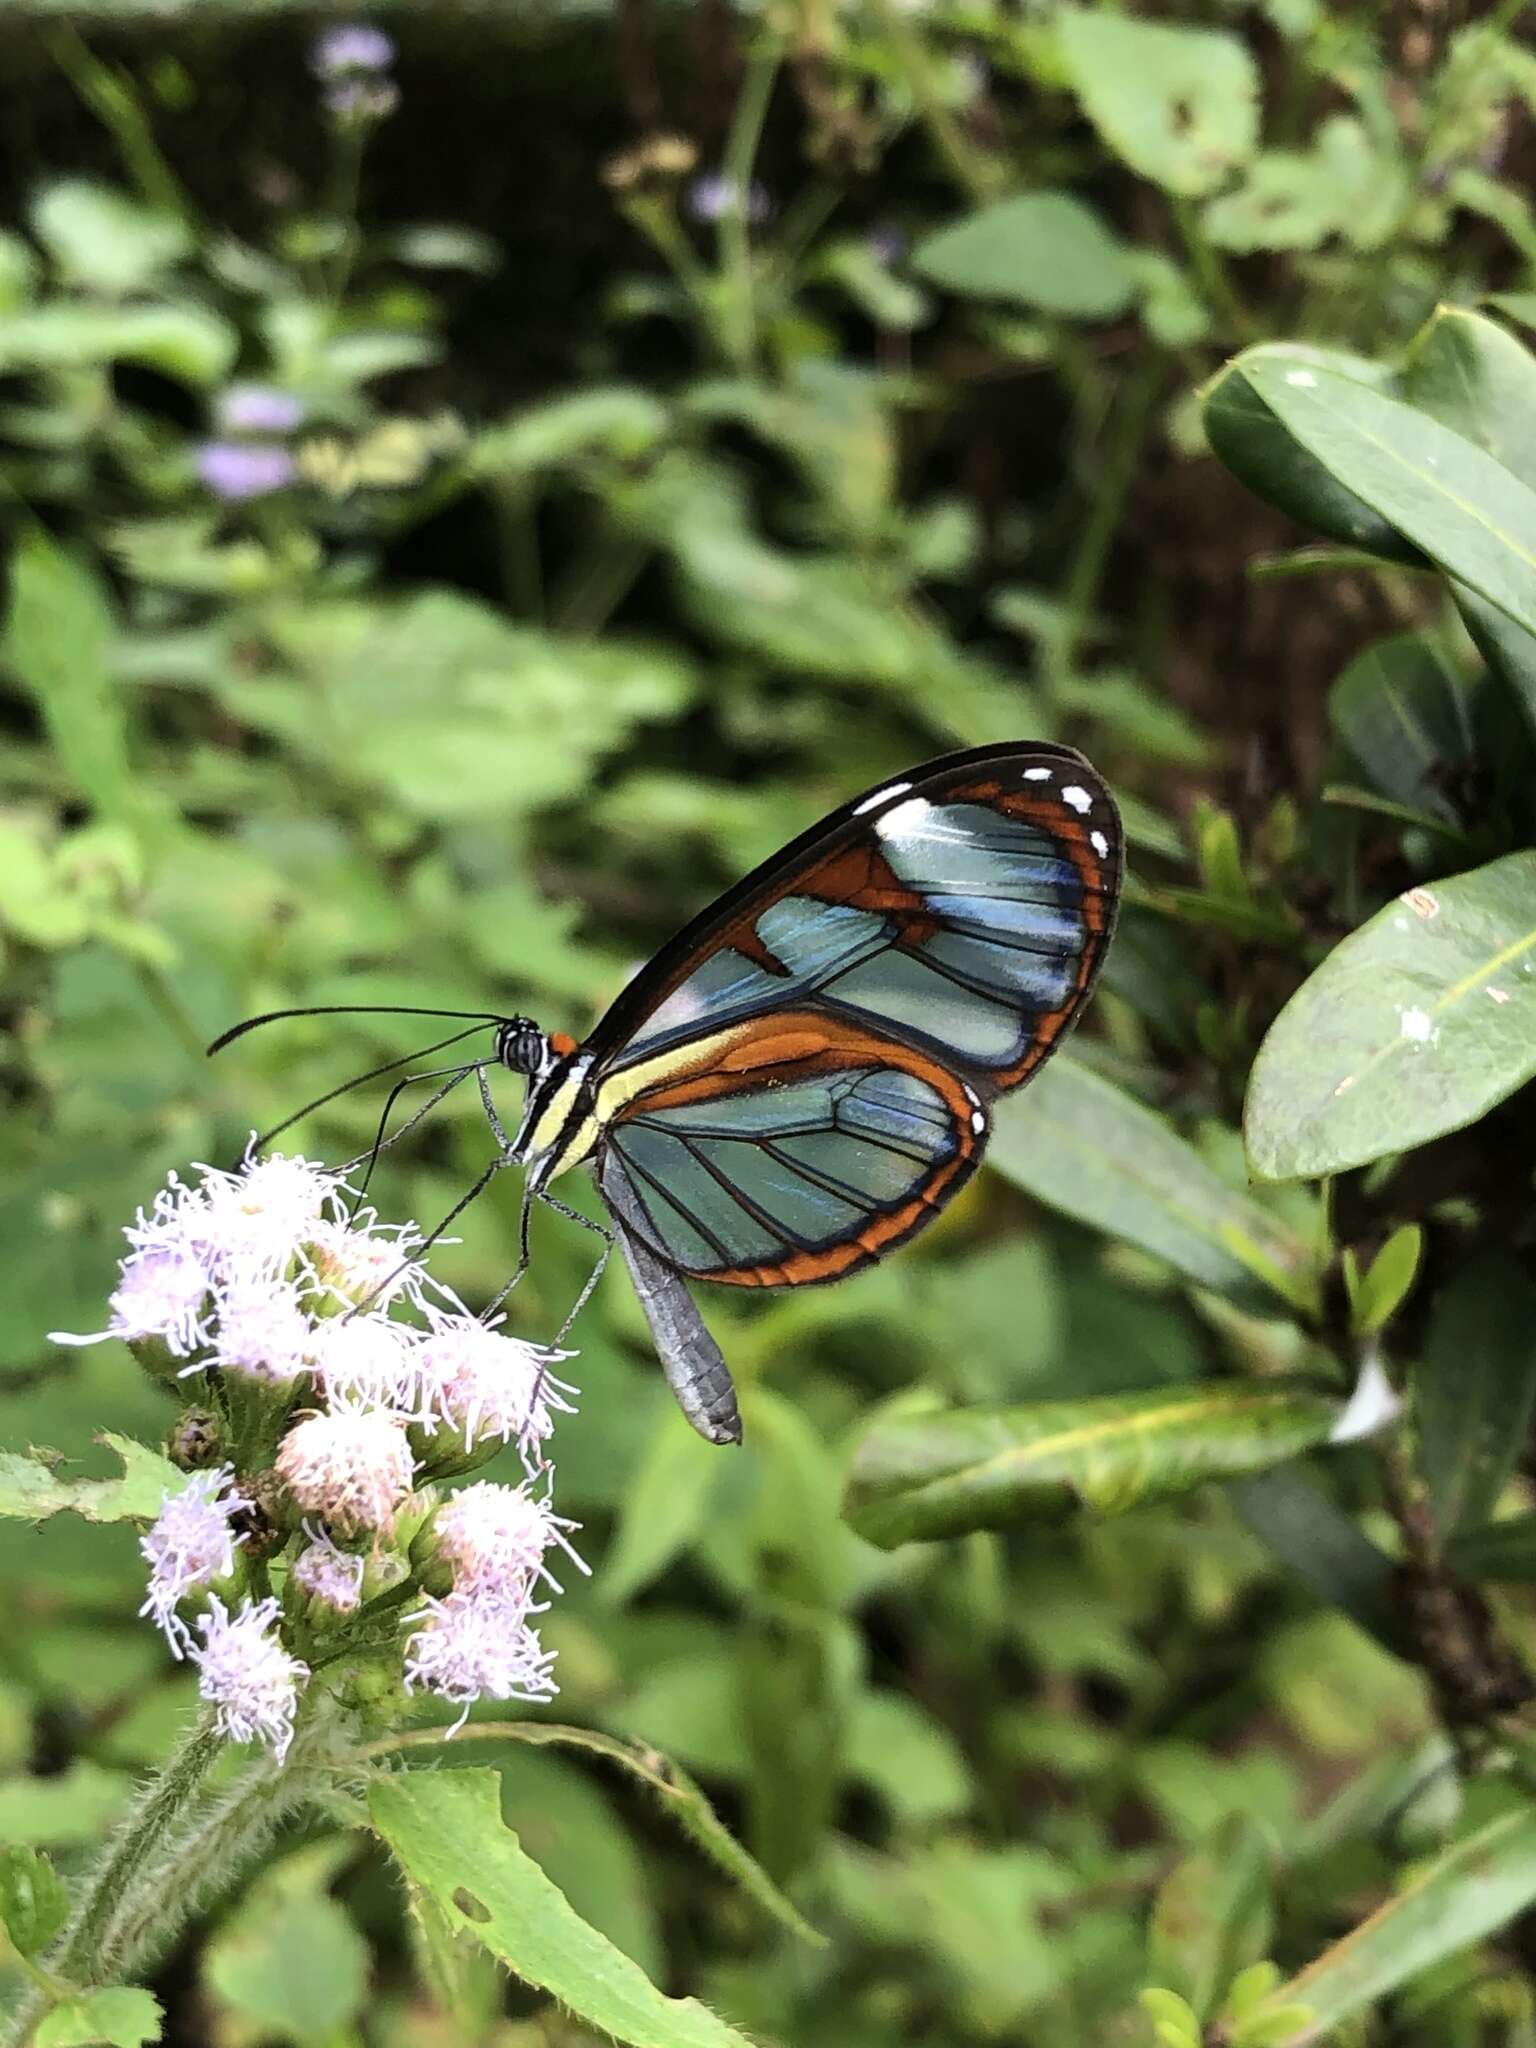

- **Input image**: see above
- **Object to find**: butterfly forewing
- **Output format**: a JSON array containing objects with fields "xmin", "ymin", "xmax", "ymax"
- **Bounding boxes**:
[{"xmin": 582, "ymin": 743, "xmax": 1121, "ymax": 1287}]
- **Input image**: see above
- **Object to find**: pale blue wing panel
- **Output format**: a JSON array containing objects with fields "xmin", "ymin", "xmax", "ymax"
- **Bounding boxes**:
[{"xmin": 602, "ymin": 1066, "xmax": 964, "ymax": 1282}]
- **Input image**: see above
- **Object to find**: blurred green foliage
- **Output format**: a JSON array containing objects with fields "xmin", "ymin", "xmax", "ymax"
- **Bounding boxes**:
[{"xmin": 7, "ymin": 3, "xmax": 1536, "ymax": 2044}]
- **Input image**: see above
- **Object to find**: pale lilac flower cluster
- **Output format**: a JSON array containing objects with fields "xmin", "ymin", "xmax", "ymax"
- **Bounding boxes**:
[
  {"xmin": 313, "ymin": 21, "xmax": 399, "ymax": 121},
  {"xmin": 54, "ymin": 1148, "xmax": 579, "ymax": 1762},
  {"xmin": 688, "ymin": 172, "xmax": 772, "ymax": 226}
]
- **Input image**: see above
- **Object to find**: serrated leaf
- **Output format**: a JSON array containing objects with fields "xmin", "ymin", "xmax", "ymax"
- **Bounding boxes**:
[
  {"xmin": 911, "ymin": 193, "xmax": 1134, "ymax": 320},
  {"xmin": 1245, "ymin": 851, "xmax": 1536, "ymax": 1178},
  {"xmin": 369, "ymin": 1768, "xmax": 755, "ymax": 2047},
  {"xmin": 843, "ymin": 1382, "xmax": 1340, "ymax": 1548},
  {"xmin": 1240, "ymin": 353, "xmax": 1536, "ymax": 642},
  {"xmin": 34, "ymin": 1987, "xmax": 162, "ymax": 2047},
  {"xmin": 1059, "ymin": 11, "xmax": 1259, "ymax": 196},
  {"xmin": 991, "ymin": 1057, "xmax": 1321, "ymax": 1314},
  {"xmin": 0, "ymin": 1436, "xmax": 185, "ymax": 1525},
  {"xmin": 1247, "ymin": 1809, "xmax": 1536, "ymax": 2042},
  {"xmin": 1415, "ymin": 1249, "xmax": 1536, "ymax": 1539}
]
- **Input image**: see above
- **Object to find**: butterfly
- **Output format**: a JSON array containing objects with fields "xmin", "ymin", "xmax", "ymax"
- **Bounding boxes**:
[{"xmin": 217, "ymin": 742, "xmax": 1122, "ymax": 1446}]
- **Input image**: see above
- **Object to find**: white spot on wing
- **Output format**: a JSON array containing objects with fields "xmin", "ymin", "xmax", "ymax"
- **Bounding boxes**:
[
  {"xmin": 1061, "ymin": 785, "xmax": 1091, "ymax": 814},
  {"xmin": 875, "ymin": 795, "xmax": 934, "ymax": 842},
  {"xmin": 1090, "ymin": 829, "xmax": 1109, "ymax": 858},
  {"xmin": 1400, "ymin": 1007, "xmax": 1433, "ymax": 1043},
  {"xmin": 970, "ymin": 1108, "xmax": 986, "ymax": 1133},
  {"xmin": 1023, "ymin": 767, "xmax": 1052, "ymax": 782},
  {"xmin": 853, "ymin": 780, "xmax": 912, "ymax": 817}
]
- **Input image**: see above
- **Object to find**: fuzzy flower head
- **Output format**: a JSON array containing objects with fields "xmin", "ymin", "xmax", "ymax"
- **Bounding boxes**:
[
  {"xmin": 140, "ymin": 1468, "xmax": 252, "ymax": 1655},
  {"xmin": 208, "ymin": 1274, "xmax": 313, "ymax": 1387},
  {"xmin": 308, "ymin": 1312, "xmax": 420, "ymax": 1412},
  {"xmin": 276, "ymin": 1401, "xmax": 415, "ymax": 1536},
  {"xmin": 434, "ymin": 1480, "xmax": 585, "ymax": 1602},
  {"xmin": 415, "ymin": 1313, "xmax": 574, "ymax": 1457},
  {"xmin": 403, "ymin": 1589, "xmax": 558, "ymax": 1711},
  {"xmin": 688, "ymin": 172, "xmax": 771, "ymax": 225},
  {"xmin": 196, "ymin": 1149, "xmax": 338, "ymax": 1270},
  {"xmin": 197, "ymin": 441, "xmax": 297, "ymax": 502},
  {"xmin": 290, "ymin": 1524, "xmax": 366, "ymax": 1614},
  {"xmin": 192, "ymin": 1596, "xmax": 308, "ymax": 1762},
  {"xmin": 51, "ymin": 1236, "xmax": 212, "ymax": 1360},
  {"xmin": 302, "ymin": 1211, "xmax": 428, "ymax": 1314}
]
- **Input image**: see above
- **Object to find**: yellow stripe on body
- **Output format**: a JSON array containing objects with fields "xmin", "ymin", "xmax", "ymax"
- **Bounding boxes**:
[{"xmin": 533, "ymin": 1026, "xmax": 755, "ymax": 1181}]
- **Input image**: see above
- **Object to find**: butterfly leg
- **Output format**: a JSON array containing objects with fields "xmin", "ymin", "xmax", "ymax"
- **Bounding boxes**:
[
  {"xmin": 536, "ymin": 1192, "xmax": 615, "ymax": 1343},
  {"xmin": 344, "ymin": 1061, "xmax": 482, "ymax": 1213},
  {"xmin": 347, "ymin": 1147, "xmax": 512, "ymax": 1317}
]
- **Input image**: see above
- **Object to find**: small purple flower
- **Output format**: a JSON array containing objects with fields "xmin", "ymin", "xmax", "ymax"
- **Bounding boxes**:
[
  {"xmin": 434, "ymin": 1479, "xmax": 586, "ymax": 1601},
  {"xmin": 312, "ymin": 23, "xmax": 395, "ymax": 77},
  {"xmin": 140, "ymin": 1468, "xmax": 252, "ymax": 1654},
  {"xmin": 415, "ymin": 1314, "xmax": 575, "ymax": 1457},
  {"xmin": 218, "ymin": 385, "xmax": 305, "ymax": 435},
  {"xmin": 291, "ymin": 1524, "xmax": 365, "ymax": 1613},
  {"xmin": 191, "ymin": 1596, "xmax": 308, "ymax": 1762},
  {"xmin": 208, "ymin": 1279, "xmax": 312, "ymax": 1387},
  {"xmin": 868, "ymin": 225, "xmax": 908, "ymax": 267},
  {"xmin": 688, "ymin": 173, "xmax": 772, "ymax": 226},
  {"xmin": 196, "ymin": 441, "xmax": 297, "ymax": 503},
  {"xmin": 276, "ymin": 1400, "xmax": 416, "ymax": 1535},
  {"xmin": 403, "ymin": 1587, "xmax": 559, "ymax": 1712}
]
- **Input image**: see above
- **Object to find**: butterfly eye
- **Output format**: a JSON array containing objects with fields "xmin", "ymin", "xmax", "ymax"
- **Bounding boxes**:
[{"xmin": 496, "ymin": 1020, "xmax": 549, "ymax": 1077}]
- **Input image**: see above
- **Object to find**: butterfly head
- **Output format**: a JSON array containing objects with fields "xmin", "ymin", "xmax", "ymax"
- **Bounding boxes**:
[{"xmin": 494, "ymin": 1016, "xmax": 552, "ymax": 1080}]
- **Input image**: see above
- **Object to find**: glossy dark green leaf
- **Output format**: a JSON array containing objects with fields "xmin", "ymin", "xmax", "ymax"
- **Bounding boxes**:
[
  {"xmin": 911, "ymin": 193, "xmax": 1134, "ymax": 320},
  {"xmin": 1201, "ymin": 345, "xmax": 1419, "ymax": 563},
  {"xmin": 1245, "ymin": 851, "xmax": 1536, "ymax": 1178},
  {"xmin": 843, "ymin": 1383, "xmax": 1340, "ymax": 1549},
  {"xmin": 370, "ymin": 1769, "xmax": 756, "ymax": 2047},
  {"xmin": 991, "ymin": 1058, "xmax": 1322, "ymax": 1314},
  {"xmin": 1415, "ymin": 1249, "xmax": 1536, "ymax": 1540},
  {"xmin": 1058, "ymin": 11, "xmax": 1259, "ymax": 196},
  {"xmin": 1248, "ymin": 1809, "xmax": 1536, "ymax": 2042},
  {"xmin": 1328, "ymin": 635, "xmax": 1472, "ymax": 824},
  {"xmin": 1240, "ymin": 353, "xmax": 1536, "ymax": 642}
]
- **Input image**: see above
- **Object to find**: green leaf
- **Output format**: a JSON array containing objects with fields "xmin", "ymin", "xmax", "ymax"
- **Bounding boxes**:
[
  {"xmin": 846, "ymin": 1689, "xmax": 973, "ymax": 1827},
  {"xmin": 0, "ymin": 1844, "xmax": 69, "ymax": 1957},
  {"xmin": 1345, "ymin": 1223, "xmax": 1423, "ymax": 1336},
  {"xmin": 1139, "ymin": 1988, "xmax": 1201, "ymax": 2047},
  {"xmin": 1245, "ymin": 851, "xmax": 1536, "ymax": 1179},
  {"xmin": 990, "ymin": 1058, "xmax": 1322, "ymax": 1314},
  {"xmin": 30, "ymin": 179, "xmax": 189, "ymax": 293},
  {"xmin": 1228, "ymin": 1470, "xmax": 1405, "ymax": 1653},
  {"xmin": 475, "ymin": 386, "xmax": 670, "ymax": 475},
  {"xmin": 1202, "ymin": 345, "xmax": 1420, "ymax": 562},
  {"xmin": 7, "ymin": 533, "xmax": 155, "ymax": 839},
  {"xmin": 203, "ymin": 1847, "xmax": 369, "ymax": 2042},
  {"xmin": 0, "ymin": 304, "xmax": 237, "ymax": 384},
  {"xmin": 0, "ymin": 1436, "xmax": 185, "ymax": 1526},
  {"xmin": 34, "ymin": 1989, "xmax": 162, "ymax": 2048},
  {"xmin": 369, "ymin": 1768, "xmax": 755, "ymax": 2047},
  {"xmin": 1328, "ymin": 636, "xmax": 1472, "ymax": 825},
  {"xmin": 1248, "ymin": 1809, "xmax": 1536, "ymax": 2042},
  {"xmin": 1148, "ymin": 1817, "xmax": 1272, "ymax": 2024},
  {"xmin": 1058, "ymin": 11, "xmax": 1260, "ymax": 196},
  {"xmin": 1203, "ymin": 117, "xmax": 1406, "ymax": 254},
  {"xmin": 1415, "ymin": 1249, "xmax": 1536, "ymax": 1539},
  {"xmin": 1240, "ymin": 352, "xmax": 1536, "ymax": 642},
  {"xmin": 0, "ymin": 1762, "xmax": 130, "ymax": 1848},
  {"xmin": 843, "ymin": 1383, "xmax": 1341, "ymax": 1548},
  {"xmin": 409, "ymin": 1722, "xmax": 822, "ymax": 1946},
  {"xmin": 600, "ymin": 1406, "xmax": 722, "ymax": 1607},
  {"xmin": 1446, "ymin": 1513, "xmax": 1536, "ymax": 1581},
  {"xmin": 911, "ymin": 193, "xmax": 1134, "ymax": 320}
]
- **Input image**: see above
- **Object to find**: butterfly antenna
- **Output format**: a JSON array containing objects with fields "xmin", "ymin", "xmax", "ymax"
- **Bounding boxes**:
[
  {"xmin": 251, "ymin": 1024, "xmax": 496, "ymax": 1153},
  {"xmin": 208, "ymin": 1003, "xmax": 507, "ymax": 1057}
]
